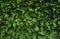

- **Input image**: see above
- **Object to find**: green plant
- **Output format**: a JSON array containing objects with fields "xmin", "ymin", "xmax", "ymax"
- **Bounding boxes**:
[{"xmin": 0, "ymin": 0, "xmax": 60, "ymax": 39}]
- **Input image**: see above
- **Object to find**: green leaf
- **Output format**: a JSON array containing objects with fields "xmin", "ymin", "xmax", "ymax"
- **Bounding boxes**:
[
  {"xmin": 35, "ymin": 26, "xmax": 39, "ymax": 31},
  {"xmin": 17, "ymin": 0, "xmax": 22, "ymax": 3},
  {"xmin": 58, "ymin": 0, "xmax": 60, "ymax": 2}
]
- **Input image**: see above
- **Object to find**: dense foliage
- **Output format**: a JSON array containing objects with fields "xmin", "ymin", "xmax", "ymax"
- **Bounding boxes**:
[{"xmin": 0, "ymin": 0, "xmax": 60, "ymax": 39}]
